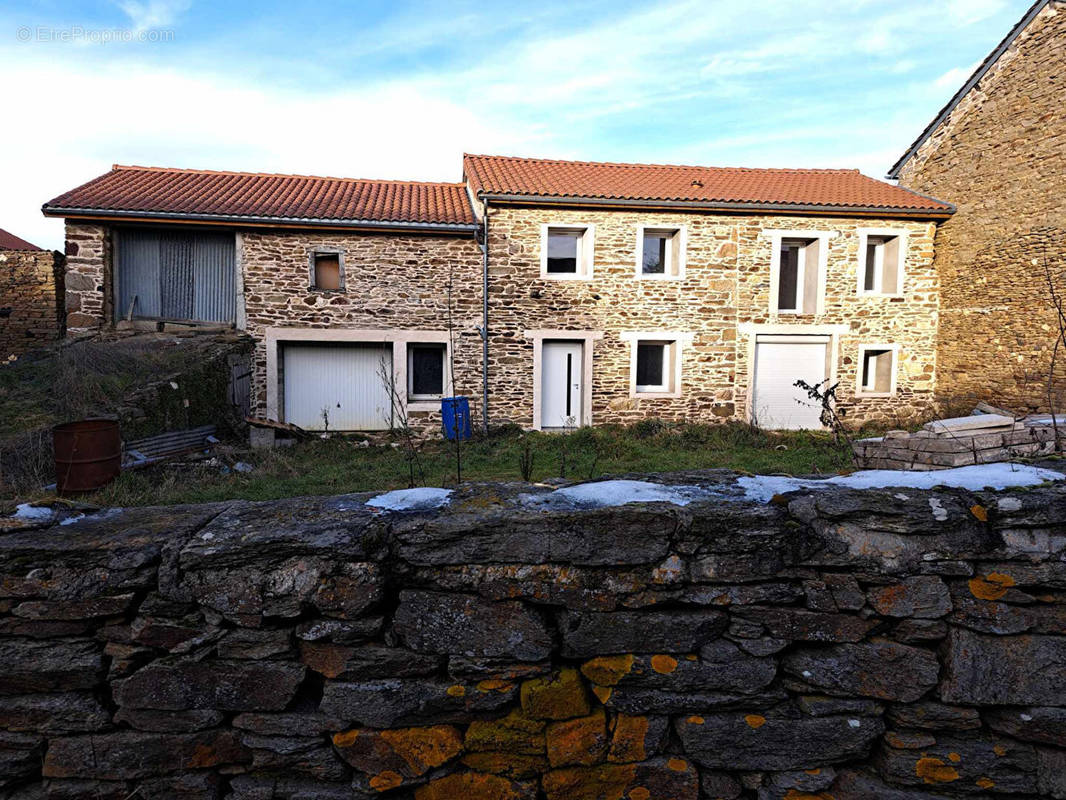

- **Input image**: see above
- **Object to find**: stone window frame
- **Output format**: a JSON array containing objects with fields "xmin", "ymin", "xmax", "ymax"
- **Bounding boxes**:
[
  {"xmin": 525, "ymin": 329, "xmax": 603, "ymax": 430},
  {"xmin": 619, "ymin": 331, "xmax": 693, "ymax": 399},
  {"xmin": 856, "ymin": 228, "xmax": 908, "ymax": 298},
  {"xmin": 307, "ymin": 248, "xmax": 347, "ymax": 292},
  {"xmin": 856, "ymin": 342, "xmax": 900, "ymax": 398},
  {"xmin": 539, "ymin": 224, "xmax": 596, "ymax": 280},
  {"xmin": 406, "ymin": 341, "xmax": 450, "ymax": 403},
  {"xmin": 763, "ymin": 229, "xmax": 837, "ymax": 317},
  {"xmin": 264, "ymin": 327, "xmax": 453, "ymax": 424},
  {"xmin": 634, "ymin": 225, "xmax": 687, "ymax": 280}
]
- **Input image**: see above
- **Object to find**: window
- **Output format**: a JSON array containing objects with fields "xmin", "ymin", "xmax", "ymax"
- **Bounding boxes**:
[
  {"xmin": 859, "ymin": 231, "xmax": 904, "ymax": 296},
  {"xmin": 777, "ymin": 238, "xmax": 820, "ymax": 314},
  {"xmin": 310, "ymin": 251, "xmax": 344, "ymax": 291},
  {"xmin": 859, "ymin": 346, "xmax": 897, "ymax": 395},
  {"xmin": 541, "ymin": 225, "xmax": 594, "ymax": 278},
  {"xmin": 638, "ymin": 227, "xmax": 685, "ymax": 278},
  {"xmin": 634, "ymin": 339, "xmax": 679, "ymax": 394},
  {"xmin": 407, "ymin": 343, "xmax": 446, "ymax": 400}
]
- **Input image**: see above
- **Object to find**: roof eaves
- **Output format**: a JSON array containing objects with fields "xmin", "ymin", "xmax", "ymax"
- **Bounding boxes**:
[
  {"xmin": 40, "ymin": 205, "xmax": 479, "ymax": 233},
  {"xmin": 887, "ymin": 0, "xmax": 1053, "ymax": 178},
  {"xmin": 475, "ymin": 192, "xmax": 953, "ymax": 219}
]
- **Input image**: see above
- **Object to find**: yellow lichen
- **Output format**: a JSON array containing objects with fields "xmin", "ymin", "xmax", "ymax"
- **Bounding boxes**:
[
  {"xmin": 947, "ymin": 752, "xmax": 961, "ymax": 763},
  {"xmin": 744, "ymin": 714, "xmax": 767, "ymax": 730},
  {"xmin": 607, "ymin": 714, "xmax": 650, "ymax": 763},
  {"xmin": 915, "ymin": 756, "xmax": 960, "ymax": 784},
  {"xmin": 381, "ymin": 726, "xmax": 463, "ymax": 773},
  {"xmin": 369, "ymin": 771, "xmax": 404, "ymax": 791},
  {"xmin": 687, "ymin": 716, "xmax": 704, "ymax": 725},
  {"xmin": 650, "ymin": 654, "xmax": 678, "ymax": 675},
  {"xmin": 592, "ymin": 685, "xmax": 613, "ymax": 704},
  {"xmin": 628, "ymin": 788, "xmax": 651, "ymax": 800},
  {"xmin": 521, "ymin": 667, "xmax": 590, "ymax": 720},
  {"xmin": 666, "ymin": 757, "xmax": 689, "ymax": 772},
  {"xmin": 970, "ymin": 504, "xmax": 988, "ymax": 522},
  {"xmin": 580, "ymin": 655, "xmax": 636, "ymax": 687},
  {"xmin": 332, "ymin": 729, "xmax": 360, "ymax": 748},
  {"xmin": 969, "ymin": 572, "xmax": 1015, "ymax": 600},
  {"xmin": 477, "ymin": 679, "xmax": 515, "ymax": 693},
  {"xmin": 976, "ymin": 777, "xmax": 995, "ymax": 789},
  {"xmin": 446, "ymin": 684, "xmax": 467, "ymax": 697}
]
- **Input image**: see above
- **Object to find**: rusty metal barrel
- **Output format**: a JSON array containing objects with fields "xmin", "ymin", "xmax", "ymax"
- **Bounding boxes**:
[{"xmin": 53, "ymin": 419, "xmax": 121, "ymax": 495}]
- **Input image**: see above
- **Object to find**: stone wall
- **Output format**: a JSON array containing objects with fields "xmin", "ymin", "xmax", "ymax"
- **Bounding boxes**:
[
  {"xmin": 0, "ymin": 247, "xmax": 62, "ymax": 357},
  {"xmin": 4, "ymin": 473, "xmax": 1066, "ymax": 798},
  {"xmin": 63, "ymin": 223, "xmax": 111, "ymax": 333},
  {"xmin": 240, "ymin": 229, "xmax": 484, "ymax": 432},
  {"xmin": 896, "ymin": 2, "xmax": 1066, "ymax": 411},
  {"xmin": 485, "ymin": 204, "xmax": 938, "ymax": 429}
]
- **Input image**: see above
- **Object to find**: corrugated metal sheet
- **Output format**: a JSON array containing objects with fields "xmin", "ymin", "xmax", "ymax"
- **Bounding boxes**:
[
  {"xmin": 116, "ymin": 228, "xmax": 235, "ymax": 323},
  {"xmin": 283, "ymin": 343, "xmax": 393, "ymax": 431}
]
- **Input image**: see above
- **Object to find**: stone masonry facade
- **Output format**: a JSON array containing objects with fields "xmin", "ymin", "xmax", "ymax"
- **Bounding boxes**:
[
  {"xmin": 896, "ymin": 2, "xmax": 1066, "ymax": 411},
  {"xmin": 485, "ymin": 204, "xmax": 938, "ymax": 429},
  {"xmin": 0, "ymin": 246, "xmax": 62, "ymax": 357},
  {"xmin": 240, "ymin": 229, "xmax": 484, "ymax": 432},
  {"xmin": 3, "ymin": 473, "xmax": 1066, "ymax": 798},
  {"xmin": 63, "ymin": 223, "xmax": 111, "ymax": 333},
  {"xmin": 61, "ymin": 207, "xmax": 938, "ymax": 431}
]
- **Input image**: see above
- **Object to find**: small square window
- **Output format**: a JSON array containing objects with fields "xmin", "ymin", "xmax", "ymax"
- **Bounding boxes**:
[
  {"xmin": 408, "ymin": 343, "xmax": 446, "ymax": 400},
  {"xmin": 634, "ymin": 340, "xmax": 677, "ymax": 394},
  {"xmin": 312, "ymin": 252, "xmax": 343, "ymax": 290},
  {"xmin": 542, "ymin": 225, "xmax": 592, "ymax": 278},
  {"xmin": 638, "ymin": 228, "xmax": 683, "ymax": 278},
  {"xmin": 776, "ymin": 238, "xmax": 820, "ymax": 313},
  {"xmin": 860, "ymin": 347, "xmax": 896, "ymax": 394},
  {"xmin": 861, "ymin": 235, "xmax": 902, "ymax": 295}
]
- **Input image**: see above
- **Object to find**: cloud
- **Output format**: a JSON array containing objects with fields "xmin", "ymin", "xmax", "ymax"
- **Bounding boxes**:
[
  {"xmin": 934, "ymin": 59, "xmax": 982, "ymax": 89},
  {"xmin": 115, "ymin": 0, "xmax": 191, "ymax": 31},
  {"xmin": 947, "ymin": 0, "xmax": 1007, "ymax": 26}
]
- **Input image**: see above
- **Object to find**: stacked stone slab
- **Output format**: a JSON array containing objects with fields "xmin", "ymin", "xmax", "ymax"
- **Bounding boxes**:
[
  {"xmin": 2, "ymin": 473, "xmax": 1066, "ymax": 797},
  {"xmin": 0, "ymin": 245, "xmax": 62, "ymax": 358},
  {"xmin": 853, "ymin": 416, "xmax": 1063, "ymax": 470}
]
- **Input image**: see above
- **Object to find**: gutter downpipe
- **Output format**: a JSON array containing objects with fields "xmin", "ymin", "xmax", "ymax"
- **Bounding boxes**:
[{"xmin": 480, "ymin": 200, "xmax": 490, "ymax": 434}]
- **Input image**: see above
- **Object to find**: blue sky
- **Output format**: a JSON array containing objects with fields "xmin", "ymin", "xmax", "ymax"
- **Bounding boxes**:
[{"xmin": 1, "ymin": 0, "xmax": 1030, "ymax": 248}]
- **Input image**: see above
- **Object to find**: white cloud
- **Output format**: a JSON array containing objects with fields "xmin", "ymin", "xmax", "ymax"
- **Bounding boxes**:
[
  {"xmin": 934, "ymin": 59, "xmax": 982, "ymax": 89},
  {"xmin": 0, "ymin": 52, "xmax": 544, "ymax": 248},
  {"xmin": 947, "ymin": 0, "xmax": 1007, "ymax": 26},
  {"xmin": 115, "ymin": 0, "xmax": 191, "ymax": 32}
]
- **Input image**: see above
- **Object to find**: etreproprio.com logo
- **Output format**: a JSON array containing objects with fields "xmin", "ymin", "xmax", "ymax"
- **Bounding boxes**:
[{"xmin": 16, "ymin": 25, "xmax": 175, "ymax": 43}]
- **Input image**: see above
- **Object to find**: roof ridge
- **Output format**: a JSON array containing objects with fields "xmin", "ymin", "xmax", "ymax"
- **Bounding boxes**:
[
  {"xmin": 110, "ymin": 164, "xmax": 466, "ymax": 187},
  {"xmin": 463, "ymin": 153, "xmax": 860, "ymax": 175}
]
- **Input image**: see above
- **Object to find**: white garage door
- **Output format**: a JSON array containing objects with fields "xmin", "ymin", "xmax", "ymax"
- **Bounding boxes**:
[
  {"xmin": 283, "ymin": 343, "xmax": 393, "ymax": 431},
  {"xmin": 753, "ymin": 336, "xmax": 830, "ymax": 430}
]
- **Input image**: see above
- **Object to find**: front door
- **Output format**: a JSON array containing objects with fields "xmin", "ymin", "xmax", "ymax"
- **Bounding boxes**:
[{"xmin": 541, "ymin": 340, "xmax": 584, "ymax": 429}]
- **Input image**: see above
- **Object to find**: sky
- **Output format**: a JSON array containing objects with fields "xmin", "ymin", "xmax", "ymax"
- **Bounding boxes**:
[{"xmin": 0, "ymin": 0, "xmax": 1032, "ymax": 249}]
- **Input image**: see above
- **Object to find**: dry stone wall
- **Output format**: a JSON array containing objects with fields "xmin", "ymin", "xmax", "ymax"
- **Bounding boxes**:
[
  {"xmin": 896, "ymin": 2, "xmax": 1066, "ymax": 411},
  {"xmin": 62, "ymin": 223, "xmax": 110, "ymax": 333},
  {"xmin": 0, "ymin": 247, "xmax": 62, "ymax": 357},
  {"xmin": 3, "ymin": 472, "xmax": 1066, "ymax": 798}
]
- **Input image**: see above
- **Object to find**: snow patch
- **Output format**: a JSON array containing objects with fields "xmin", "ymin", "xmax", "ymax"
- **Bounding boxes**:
[
  {"xmin": 929, "ymin": 498, "xmax": 949, "ymax": 522},
  {"xmin": 525, "ymin": 479, "xmax": 716, "ymax": 510},
  {"xmin": 736, "ymin": 463, "xmax": 1065, "ymax": 503},
  {"xmin": 12, "ymin": 503, "xmax": 54, "ymax": 521},
  {"xmin": 57, "ymin": 508, "xmax": 123, "ymax": 526},
  {"xmin": 366, "ymin": 487, "xmax": 453, "ymax": 512}
]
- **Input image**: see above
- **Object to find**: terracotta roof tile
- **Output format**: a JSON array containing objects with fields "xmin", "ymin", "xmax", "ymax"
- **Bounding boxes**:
[
  {"xmin": 0, "ymin": 227, "xmax": 42, "ymax": 251},
  {"xmin": 43, "ymin": 165, "xmax": 477, "ymax": 228},
  {"xmin": 464, "ymin": 154, "xmax": 952, "ymax": 215}
]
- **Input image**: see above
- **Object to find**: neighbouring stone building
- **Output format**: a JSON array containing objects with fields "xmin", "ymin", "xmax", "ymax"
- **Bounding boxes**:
[
  {"xmin": 42, "ymin": 154, "xmax": 950, "ymax": 435},
  {"xmin": 891, "ymin": 0, "xmax": 1066, "ymax": 412},
  {"xmin": 0, "ymin": 226, "xmax": 62, "ymax": 358}
]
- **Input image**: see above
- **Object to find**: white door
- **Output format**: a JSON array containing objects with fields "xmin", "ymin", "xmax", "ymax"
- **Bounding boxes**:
[
  {"xmin": 753, "ymin": 336, "xmax": 830, "ymax": 430},
  {"xmin": 541, "ymin": 340, "xmax": 584, "ymax": 429},
  {"xmin": 283, "ymin": 343, "xmax": 393, "ymax": 431}
]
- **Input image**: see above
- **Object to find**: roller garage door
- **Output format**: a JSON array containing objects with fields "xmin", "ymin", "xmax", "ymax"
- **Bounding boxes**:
[
  {"xmin": 752, "ymin": 335, "xmax": 829, "ymax": 430},
  {"xmin": 282, "ymin": 343, "xmax": 393, "ymax": 431}
]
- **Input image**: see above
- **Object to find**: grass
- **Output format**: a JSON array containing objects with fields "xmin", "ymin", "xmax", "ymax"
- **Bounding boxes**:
[{"xmin": 59, "ymin": 421, "xmax": 853, "ymax": 508}]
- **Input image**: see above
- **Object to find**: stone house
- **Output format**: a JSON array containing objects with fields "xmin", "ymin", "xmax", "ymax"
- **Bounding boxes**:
[
  {"xmin": 890, "ymin": 0, "xmax": 1065, "ymax": 411},
  {"xmin": 42, "ymin": 155, "xmax": 950, "ymax": 435},
  {"xmin": 0, "ymin": 227, "xmax": 63, "ymax": 358}
]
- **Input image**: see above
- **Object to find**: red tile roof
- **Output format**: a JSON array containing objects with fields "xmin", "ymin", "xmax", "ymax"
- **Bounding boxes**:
[
  {"xmin": 0, "ymin": 227, "xmax": 42, "ymax": 251},
  {"xmin": 464, "ymin": 154, "xmax": 952, "ymax": 216},
  {"xmin": 43, "ymin": 165, "xmax": 477, "ymax": 228}
]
